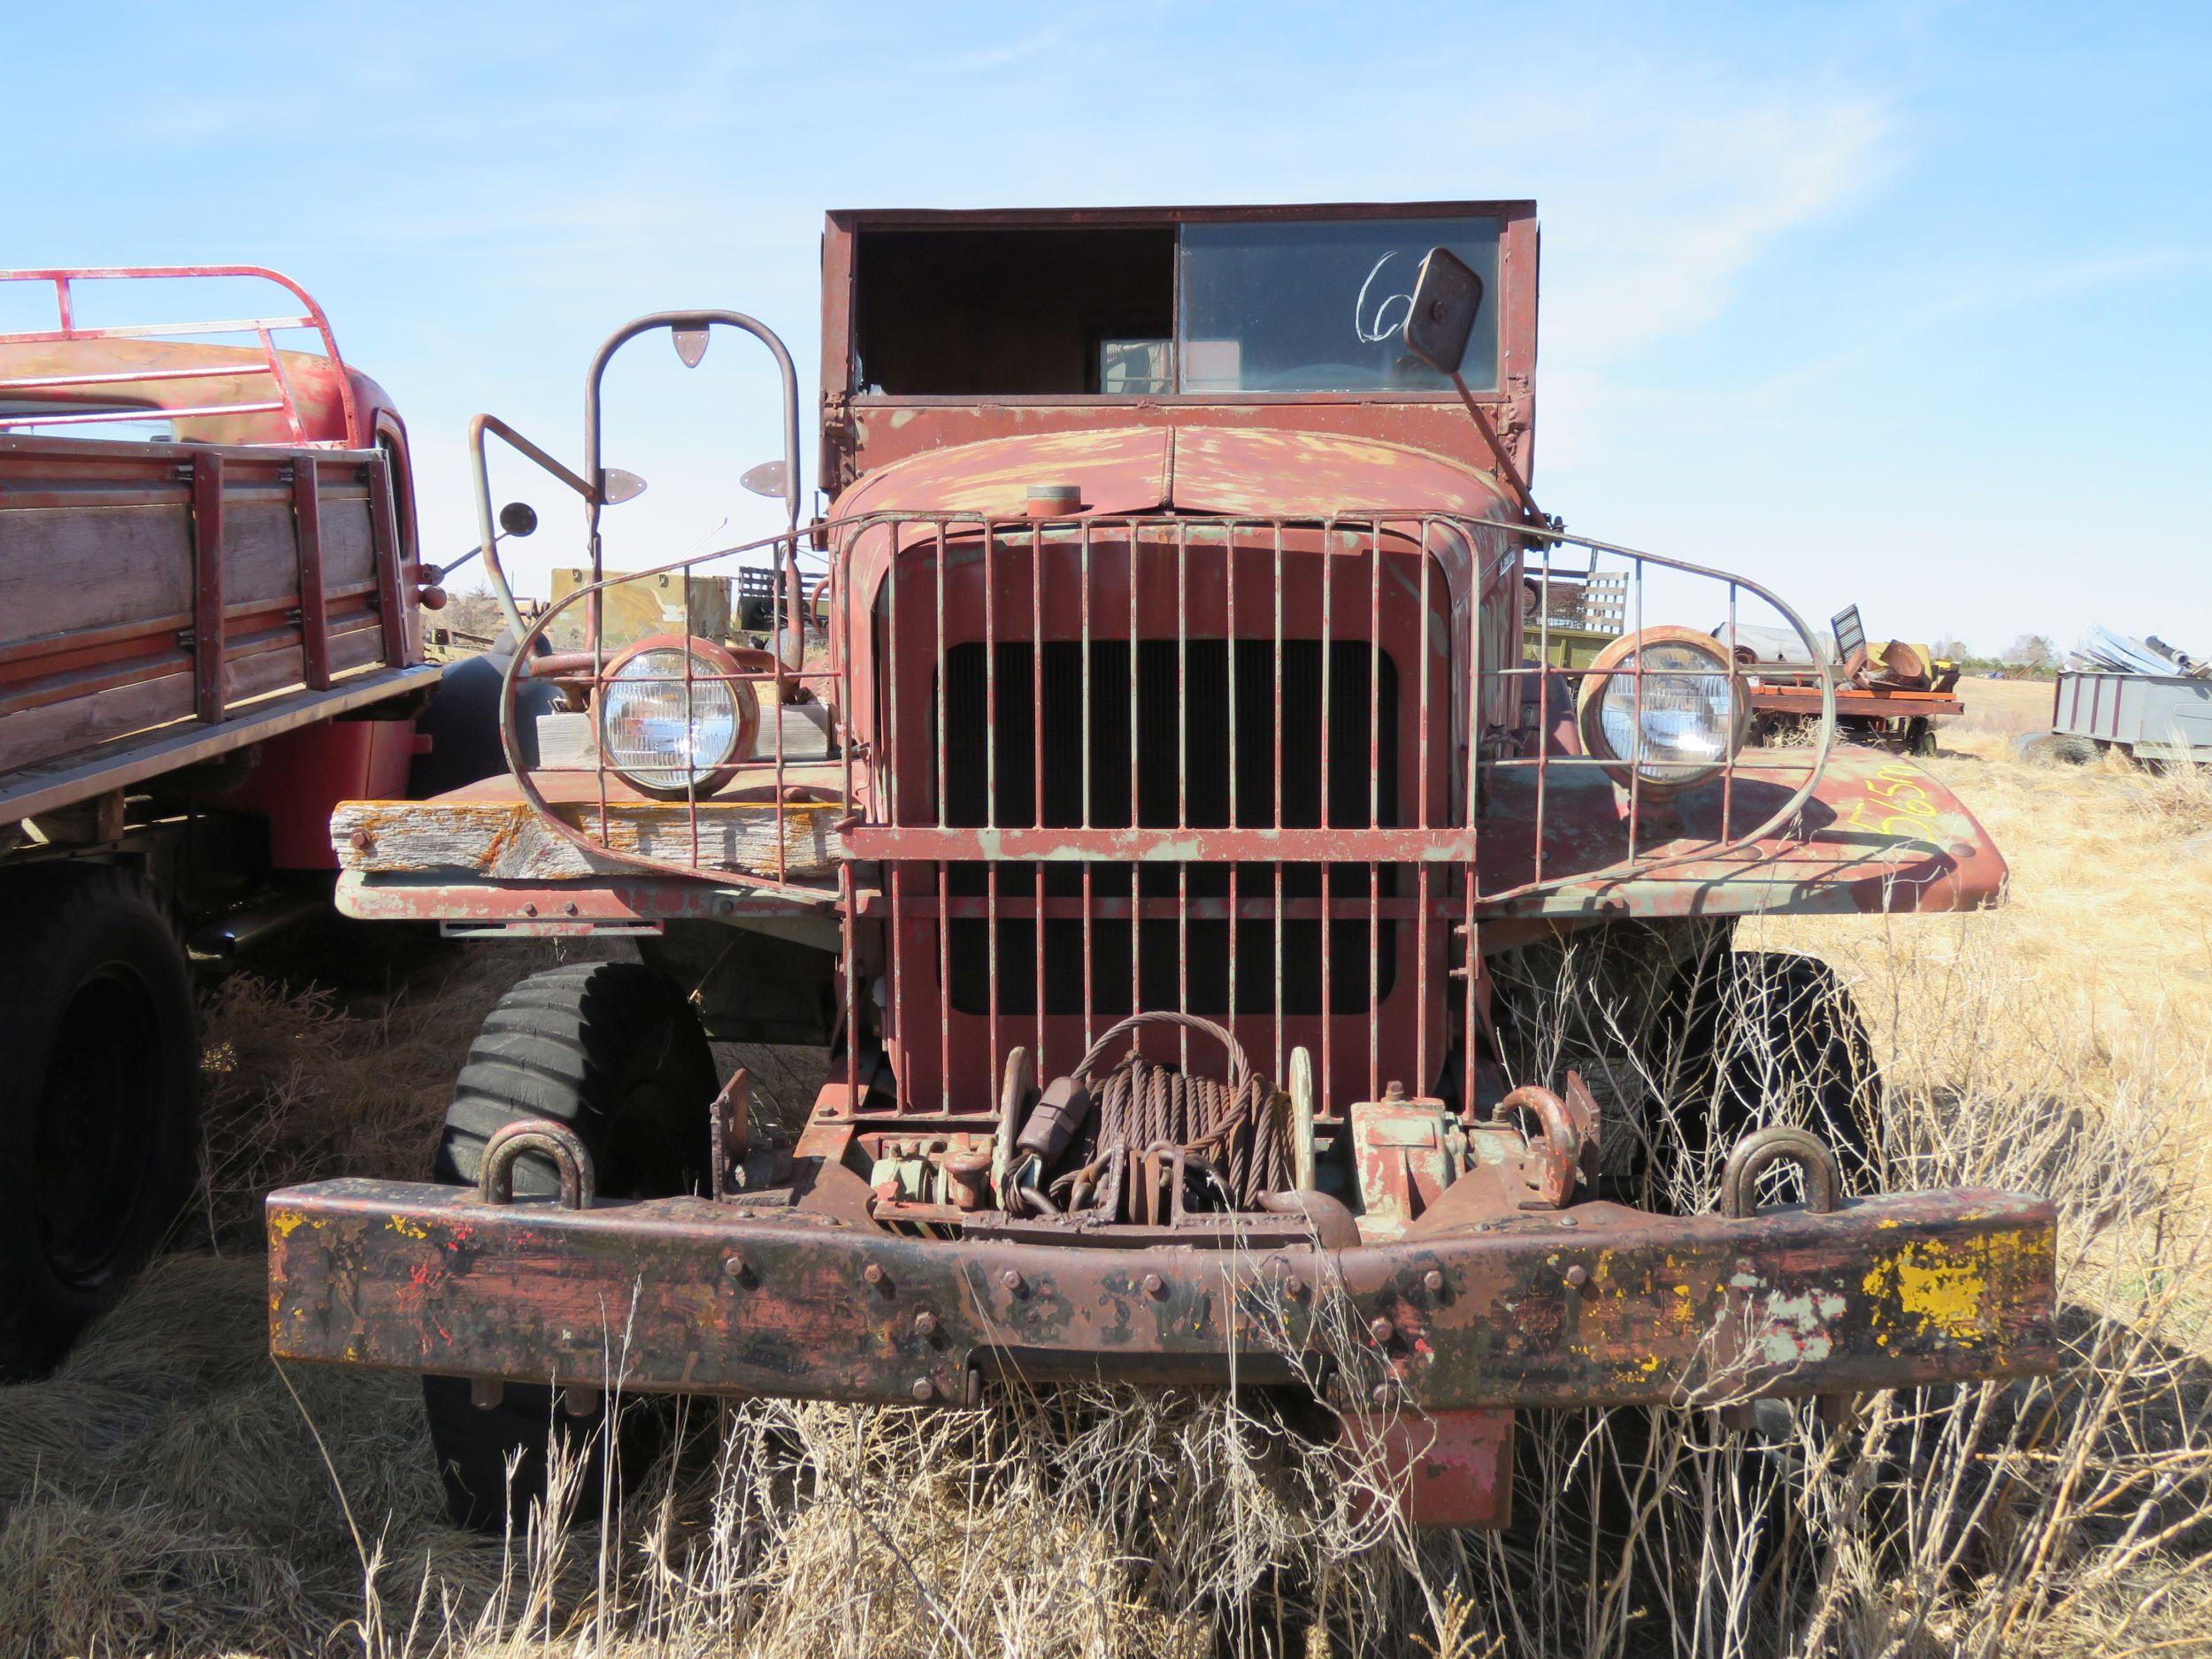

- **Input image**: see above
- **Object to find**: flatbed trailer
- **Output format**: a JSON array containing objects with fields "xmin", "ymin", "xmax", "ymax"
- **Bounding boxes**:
[
  {"xmin": 2041, "ymin": 669, "xmax": 2212, "ymax": 764},
  {"xmin": 0, "ymin": 267, "xmax": 445, "ymax": 1374},
  {"xmin": 1747, "ymin": 682, "xmax": 1961, "ymax": 756}
]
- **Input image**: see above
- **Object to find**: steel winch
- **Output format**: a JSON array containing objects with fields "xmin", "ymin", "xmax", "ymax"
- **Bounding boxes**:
[{"xmin": 973, "ymin": 1010, "xmax": 1740, "ymax": 1243}]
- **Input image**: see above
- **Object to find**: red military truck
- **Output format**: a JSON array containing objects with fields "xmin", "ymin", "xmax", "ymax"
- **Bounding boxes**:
[
  {"xmin": 0, "ymin": 267, "xmax": 500, "ymax": 1374},
  {"xmin": 265, "ymin": 205, "xmax": 2055, "ymax": 1530}
]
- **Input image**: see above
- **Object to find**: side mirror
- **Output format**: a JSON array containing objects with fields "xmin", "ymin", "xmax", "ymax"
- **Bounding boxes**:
[
  {"xmin": 498, "ymin": 501, "xmax": 538, "ymax": 538},
  {"xmin": 1402, "ymin": 247, "xmax": 1485, "ymax": 379}
]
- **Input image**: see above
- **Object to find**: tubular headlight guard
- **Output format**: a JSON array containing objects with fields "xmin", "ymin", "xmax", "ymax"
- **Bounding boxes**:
[
  {"xmin": 597, "ymin": 634, "xmax": 759, "ymax": 800},
  {"xmin": 1575, "ymin": 626, "xmax": 1748, "ymax": 797}
]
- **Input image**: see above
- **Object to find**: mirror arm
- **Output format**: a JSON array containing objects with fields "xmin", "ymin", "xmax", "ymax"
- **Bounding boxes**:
[
  {"xmin": 468, "ymin": 413, "xmax": 598, "ymax": 641},
  {"xmin": 1443, "ymin": 368, "xmax": 1542, "ymax": 527}
]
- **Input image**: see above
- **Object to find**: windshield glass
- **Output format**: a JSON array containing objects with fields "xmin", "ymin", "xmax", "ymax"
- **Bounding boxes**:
[{"xmin": 1176, "ymin": 216, "xmax": 1501, "ymax": 394}]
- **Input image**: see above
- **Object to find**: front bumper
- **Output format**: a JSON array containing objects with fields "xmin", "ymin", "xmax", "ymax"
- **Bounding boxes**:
[{"xmin": 266, "ymin": 1179, "xmax": 2055, "ymax": 1411}]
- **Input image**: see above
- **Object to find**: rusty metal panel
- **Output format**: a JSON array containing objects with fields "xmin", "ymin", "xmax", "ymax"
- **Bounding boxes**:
[
  {"xmin": 816, "ymin": 204, "xmax": 1541, "ymax": 494},
  {"xmin": 1344, "ymin": 1408, "xmax": 1514, "ymax": 1530},
  {"xmin": 266, "ymin": 1179, "xmax": 2056, "ymax": 1411}
]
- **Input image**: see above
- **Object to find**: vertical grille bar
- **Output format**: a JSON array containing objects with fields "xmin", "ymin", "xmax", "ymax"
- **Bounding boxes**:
[
  {"xmin": 1463, "ymin": 516, "xmax": 1479, "ymax": 1116},
  {"xmin": 1080, "ymin": 520, "xmax": 1094, "ymax": 1055},
  {"xmin": 1226, "ymin": 527, "xmax": 1239, "ymax": 1062},
  {"xmin": 1533, "ymin": 535, "xmax": 1550, "ymax": 887},
  {"xmin": 1272, "ymin": 521, "xmax": 1286, "ymax": 1084},
  {"xmin": 841, "ymin": 551, "xmax": 857, "ymax": 1105},
  {"xmin": 884, "ymin": 523, "xmax": 899, "ymax": 825},
  {"xmin": 1127, "ymin": 525, "xmax": 1141, "ymax": 1048},
  {"xmin": 985, "ymin": 523, "xmax": 999, "ymax": 1084},
  {"xmin": 1416, "ymin": 535, "xmax": 1431, "ymax": 1091},
  {"xmin": 683, "ymin": 566, "xmax": 702, "ymax": 870},
  {"xmin": 1319, "ymin": 522, "xmax": 1333, "ymax": 1104},
  {"xmin": 1723, "ymin": 579, "xmax": 1740, "ymax": 842},
  {"xmin": 890, "ymin": 860, "xmax": 907, "ymax": 1110},
  {"xmin": 1177, "ymin": 519, "xmax": 1189, "ymax": 1070},
  {"xmin": 1369, "ymin": 523, "xmax": 1383, "ymax": 1102},
  {"xmin": 770, "ymin": 541, "xmax": 787, "ymax": 885},
  {"xmin": 886, "ymin": 524, "xmax": 903, "ymax": 1110},
  {"xmin": 1033, "ymin": 521, "xmax": 1048, "ymax": 1081}
]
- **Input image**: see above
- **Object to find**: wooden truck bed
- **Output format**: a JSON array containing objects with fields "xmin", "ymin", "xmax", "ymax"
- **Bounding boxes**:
[
  {"xmin": 0, "ymin": 434, "xmax": 441, "ymax": 824},
  {"xmin": 1747, "ymin": 684, "xmax": 1963, "ymax": 720}
]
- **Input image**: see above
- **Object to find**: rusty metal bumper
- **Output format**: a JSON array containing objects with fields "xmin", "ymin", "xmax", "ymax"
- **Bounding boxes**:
[{"xmin": 266, "ymin": 1180, "xmax": 2056, "ymax": 1410}]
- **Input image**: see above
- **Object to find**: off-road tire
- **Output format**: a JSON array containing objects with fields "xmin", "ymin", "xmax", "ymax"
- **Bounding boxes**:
[
  {"xmin": 2015, "ymin": 731, "xmax": 2098, "ymax": 766},
  {"xmin": 406, "ymin": 637, "xmax": 562, "ymax": 798},
  {"xmin": 423, "ymin": 961, "xmax": 716, "ymax": 1531},
  {"xmin": 1663, "ymin": 949, "xmax": 1881, "ymax": 1201},
  {"xmin": 0, "ymin": 866, "xmax": 198, "ymax": 1378}
]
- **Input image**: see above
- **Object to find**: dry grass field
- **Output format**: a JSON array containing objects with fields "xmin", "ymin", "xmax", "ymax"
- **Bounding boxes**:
[{"xmin": 3, "ymin": 676, "xmax": 2208, "ymax": 1658}]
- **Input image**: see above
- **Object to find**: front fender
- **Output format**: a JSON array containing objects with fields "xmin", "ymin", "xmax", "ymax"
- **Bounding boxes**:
[{"xmin": 1479, "ymin": 747, "xmax": 2007, "ymax": 922}]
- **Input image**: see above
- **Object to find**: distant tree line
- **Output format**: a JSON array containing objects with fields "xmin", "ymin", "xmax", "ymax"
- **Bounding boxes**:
[{"xmin": 1929, "ymin": 633, "xmax": 2061, "ymax": 678}]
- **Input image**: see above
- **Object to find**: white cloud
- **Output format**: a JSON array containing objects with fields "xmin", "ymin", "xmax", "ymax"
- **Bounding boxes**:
[{"xmin": 1538, "ymin": 96, "xmax": 1897, "ymax": 365}]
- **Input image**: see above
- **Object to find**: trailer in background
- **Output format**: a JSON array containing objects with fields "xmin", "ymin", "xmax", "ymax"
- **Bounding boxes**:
[
  {"xmin": 1730, "ymin": 604, "xmax": 1962, "ymax": 756},
  {"xmin": 2033, "ymin": 671, "xmax": 2212, "ymax": 765}
]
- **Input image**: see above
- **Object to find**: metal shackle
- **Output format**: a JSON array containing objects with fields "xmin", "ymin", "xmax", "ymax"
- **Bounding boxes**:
[
  {"xmin": 476, "ymin": 1118, "xmax": 598, "ymax": 1211},
  {"xmin": 1718, "ymin": 1125, "xmax": 1840, "ymax": 1219}
]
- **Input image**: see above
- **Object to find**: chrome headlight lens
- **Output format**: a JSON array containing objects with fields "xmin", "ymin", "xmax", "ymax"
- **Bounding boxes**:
[
  {"xmin": 1577, "ymin": 627, "xmax": 1747, "ymax": 795},
  {"xmin": 598, "ymin": 635, "xmax": 755, "ymax": 799}
]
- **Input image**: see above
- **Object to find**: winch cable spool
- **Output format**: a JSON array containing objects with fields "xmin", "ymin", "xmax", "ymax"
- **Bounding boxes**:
[{"xmin": 1036, "ymin": 1011, "xmax": 1294, "ymax": 1216}]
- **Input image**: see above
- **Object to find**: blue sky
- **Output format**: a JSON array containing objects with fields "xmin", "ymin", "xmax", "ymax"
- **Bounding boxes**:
[{"xmin": 11, "ymin": 1, "xmax": 2208, "ymax": 654}]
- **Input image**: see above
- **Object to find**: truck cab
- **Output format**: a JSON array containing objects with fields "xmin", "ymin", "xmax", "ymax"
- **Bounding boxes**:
[{"xmin": 278, "ymin": 204, "xmax": 2054, "ymax": 1533}]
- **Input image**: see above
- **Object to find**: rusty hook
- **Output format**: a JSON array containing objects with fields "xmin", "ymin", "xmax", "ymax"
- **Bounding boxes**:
[
  {"xmin": 477, "ymin": 1119, "xmax": 597, "ymax": 1210},
  {"xmin": 1491, "ymin": 1085, "xmax": 1583, "ymax": 1210},
  {"xmin": 1718, "ymin": 1125, "xmax": 1839, "ymax": 1219}
]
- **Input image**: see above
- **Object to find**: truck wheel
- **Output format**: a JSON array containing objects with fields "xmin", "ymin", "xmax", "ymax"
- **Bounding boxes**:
[
  {"xmin": 1904, "ymin": 717, "xmax": 1937, "ymax": 757},
  {"xmin": 1659, "ymin": 950, "xmax": 1881, "ymax": 1203},
  {"xmin": 423, "ymin": 961, "xmax": 716, "ymax": 1531},
  {"xmin": 406, "ymin": 637, "xmax": 562, "ymax": 798},
  {"xmin": 0, "ymin": 868, "xmax": 198, "ymax": 1378},
  {"xmin": 2047, "ymin": 734, "xmax": 2099, "ymax": 765}
]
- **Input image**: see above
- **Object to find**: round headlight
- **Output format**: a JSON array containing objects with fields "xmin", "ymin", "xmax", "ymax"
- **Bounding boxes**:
[
  {"xmin": 598, "ymin": 634, "xmax": 758, "ymax": 800},
  {"xmin": 1575, "ymin": 626, "xmax": 1747, "ymax": 796}
]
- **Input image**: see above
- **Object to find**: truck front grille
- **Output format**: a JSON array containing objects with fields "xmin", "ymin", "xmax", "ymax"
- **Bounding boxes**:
[{"xmin": 939, "ymin": 638, "xmax": 1398, "ymax": 1017}]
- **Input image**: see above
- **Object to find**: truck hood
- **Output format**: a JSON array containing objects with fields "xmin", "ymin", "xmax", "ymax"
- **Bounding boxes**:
[{"xmin": 829, "ymin": 426, "xmax": 1516, "ymax": 523}]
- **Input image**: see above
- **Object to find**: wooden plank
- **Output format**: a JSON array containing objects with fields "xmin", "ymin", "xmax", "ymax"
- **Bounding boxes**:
[
  {"xmin": 0, "ymin": 662, "xmax": 442, "ymax": 824},
  {"xmin": 0, "ymin": 670, "xmax": 195, "ymax": 774},
  {"xmin": 0, "ymin": 503, "xmax": 191, "ymax": 639},
  {"xmin": 334, "ymin": 794, "xmax": 842, "ymax": 881},
  {"xmin": 1749, "ymin": 687, "xmax": 1963, "ymax": 718},
  {"xmin": 293, "ymin": 463, "xmax": 330, "ymax": 689},
  {"xmin": 221, "ymin": 496, "xmax": 314, "ymax": 609},
  {"xmin": 190, "ymin": 451, "xmax": 226, "ymax": 721}
]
